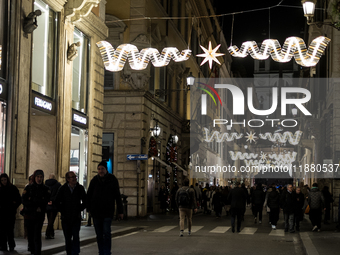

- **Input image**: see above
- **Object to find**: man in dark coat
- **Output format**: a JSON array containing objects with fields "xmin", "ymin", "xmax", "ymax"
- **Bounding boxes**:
[
  {"xmin": 175, "ymin": 178, "xmax": 197, "ymax": 236},
  {"xmin": 252, "ymin": 183, "xmax": 265, "ymax": 224},
  {"xmin": 294, "ymin": 187, "xmax": 305, "ymax": 231},
  {"xmin": 87, "ymin": 161, "xmax": 124, "ymax": 255},
  {"xmin": 45, "ymin": 174, "xmax": 61, "ymax": 239},
  {"xmin": 227, "ymin": 182, "xmax": 247, "ymax": 232},
  {"xmin": 280, "ymin": 184, "xmax": 296, "ymax": 233},
  {"xmin": 22, "ymin": 170, "xmax": 50, "ymax": 255},
  {"xmin": 0, "ymin": 173, "xmax": 21, "ymax": 252},
  {"xmin": 308, "ymin": 183, "xmax": 325, "ymax": 232},
  {"xmin": 55, "ymin": 171, "xmax": 86, "ymax": 255},
  {"xmin": 267, "ymin": 186, "xmax": 280, "ymax": 230}
]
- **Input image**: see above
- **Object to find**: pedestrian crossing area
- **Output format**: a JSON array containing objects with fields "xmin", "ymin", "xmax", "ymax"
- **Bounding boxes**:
[{"xmin": 152, "ymin": 225, "xmax": 287, "ymax": 236}]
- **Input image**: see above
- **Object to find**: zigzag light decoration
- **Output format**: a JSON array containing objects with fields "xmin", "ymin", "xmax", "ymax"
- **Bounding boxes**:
[
  {"xmin": 229, "ymin": 151, "xmax": 258, "ymax": 160},
  {"xmin": 96, "ymin": 41, "xmax": 191, "ymax": 71},
  {"xmin": 259, "ymin": 131, "xmax": 303, "ymax": 145},
  {"xmin": 268, "ymin": 152, "xmax": 297, "ymax": 162},
  {"xmin": 228, "ymin": 36, "xmax": 330, "ymax": 67},
  {"xmin": 203, "ymin": 128, "xmax": 243, "ymax": 142}
]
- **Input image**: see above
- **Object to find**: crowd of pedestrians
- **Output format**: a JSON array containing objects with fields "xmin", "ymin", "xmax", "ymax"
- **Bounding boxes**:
[
  {"xmin": 171, "ymin": 181, "xmax": 339, "ymax": 237},
  {"xmin": 0, "ymin": 161, "xmax": 122, "ymax": 255},
  {"xmin": 0, "ymin": 174, "xmax": 339, "ymax": 252}
]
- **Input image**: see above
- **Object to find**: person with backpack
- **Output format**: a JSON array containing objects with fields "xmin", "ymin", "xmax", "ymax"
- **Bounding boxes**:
[{"xmin": 175, "ymin": 178, "xmax": 197, "ymax": 237}]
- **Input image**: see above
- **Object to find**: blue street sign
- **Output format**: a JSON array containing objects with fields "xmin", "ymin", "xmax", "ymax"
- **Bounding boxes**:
[{"xmin": 127, "ymin": 154, "xmax": 148, "ymax": 160}]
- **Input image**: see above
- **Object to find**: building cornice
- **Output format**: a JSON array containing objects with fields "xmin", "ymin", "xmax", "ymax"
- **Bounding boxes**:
[
  {"xmin": 73, "ymin": 12, "xmax": 108, "ymax": 39},
  {"xmin": 43, "ymin": 0, "xmax": 66, "ymax": 12},
  {"xmin": 65, "ymin": 0, "xmax": 100, "ymax": 23}
]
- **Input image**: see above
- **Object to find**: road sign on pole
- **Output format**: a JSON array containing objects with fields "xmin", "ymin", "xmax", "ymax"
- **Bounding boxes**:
[{"xmin": 127, "ymin": 154, "xmax": 148, "ymax": 160}]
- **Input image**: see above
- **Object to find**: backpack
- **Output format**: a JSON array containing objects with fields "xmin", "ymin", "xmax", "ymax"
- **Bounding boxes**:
[{"xmin": 177, "ymin": 188, "xmax": 190, "ymax": 206}]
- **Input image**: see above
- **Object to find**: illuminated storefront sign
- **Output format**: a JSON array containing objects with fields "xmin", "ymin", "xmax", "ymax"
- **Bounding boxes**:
[
  {"xmin": 32, "ymin": 92, "xmax": 55, "ymax": 114},
  {"xmin": 72, "ymin": 110, "xmax": 88, "ymax": 129}
]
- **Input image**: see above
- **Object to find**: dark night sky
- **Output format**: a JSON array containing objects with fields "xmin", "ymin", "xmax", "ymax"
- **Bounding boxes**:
[{"xmin": 214, "ymin": 0, "xmax": 307, "ymax": 76}]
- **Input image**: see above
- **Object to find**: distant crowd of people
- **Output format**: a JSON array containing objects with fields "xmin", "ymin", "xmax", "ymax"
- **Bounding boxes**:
[
  {"xmin": 172, "ymin": 181, "xmax": 339, "ymax": 236},
  {"xmin": 0, "ymin": 161, "xmax": 123, "ymax": 255}
]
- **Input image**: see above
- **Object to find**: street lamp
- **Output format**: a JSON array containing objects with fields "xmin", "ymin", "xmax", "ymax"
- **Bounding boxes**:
[
  {"xmin": 302, "ymin": 0, "xmax": 316, "ymax": 24},
  {"xmin": 186, "ymin": 72, "xmax": 195, "ymax": 86},
  {"xmin": 301, "ymin": 0, "xmax": 340, "ymax": 30},
  {"xmin": 292, "ymin": 107, "xmax": 298, "ymax": 117},
  {"xmin": 172, "ymin": 134, "xmax": 179, "ymax": 144},
  {"xmin": 150, "ymin": 119, "xmax": 161, "ymax": 138}
]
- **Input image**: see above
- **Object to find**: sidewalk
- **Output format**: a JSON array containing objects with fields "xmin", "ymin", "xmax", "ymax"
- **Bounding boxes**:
[
  {"xmin": 299, "ymin": 215, "xmax": 340, "ymax": 255},
  {"xmin": 0, "ymin": 223, "xmax": 142, "ymax": 255}
]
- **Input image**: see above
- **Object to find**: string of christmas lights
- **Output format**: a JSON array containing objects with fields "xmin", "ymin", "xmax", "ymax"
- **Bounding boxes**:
[
  {"xmin": 228, "ymin": 36, "xmax": 331, "ymax": 67},
  {"xmin": 96, "ymin": 41, "xmax": 191, "ymax": 71}
]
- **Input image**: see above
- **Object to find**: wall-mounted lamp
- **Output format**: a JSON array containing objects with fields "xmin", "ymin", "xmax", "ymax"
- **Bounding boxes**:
[
  {"xmin": 23, "ymin": 10, "xmax": 42, "ymax": 34},
  {"xmin": 186, "ymin": 72, "xmax": 195, "ymax": 86},
  {"xmin": 150, "ymin": 119, "xmax": 161, "ymax": 138},
  {"xmin": 172, "ymin": 134, "xmax": 179, "ymax": 144},
  {"xmin": 302, "ymin": 0, "xmax": 316, "ymax": 24},
  {"xmin": 301, "ymin": 0, "xmax": 340, "ymax": 30},
  {"xmin": 292, "ymin": 107, "xmax": 298, "ymax": 116}
]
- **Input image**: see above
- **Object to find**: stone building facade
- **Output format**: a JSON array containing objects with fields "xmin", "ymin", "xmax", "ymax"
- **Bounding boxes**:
[
  {"xmin": 4, "ymin": 0, "xmax": 108, "ymax": 235},
  {"xmin": 102, "ymin": 0, "xmax": 232, "ymax": 216}
]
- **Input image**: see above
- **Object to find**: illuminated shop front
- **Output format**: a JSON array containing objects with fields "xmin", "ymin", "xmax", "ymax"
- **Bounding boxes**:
[
  {"xmin": 0, "ymin": 0, "xmax": 8, "ymax": 174},
  {"xmin": 70, "ymin": 28, "xmax": 89, "ymax": 187},
  {"xmin": 29, "ymin": 0, "xmax": 58, "ymax": 177}
]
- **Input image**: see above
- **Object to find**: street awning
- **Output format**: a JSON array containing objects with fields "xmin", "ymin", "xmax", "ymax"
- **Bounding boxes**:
[
  {"xmin": 172, "ymin": 162, "xmax": 188, "ymax": 176},
  {"xmin": 153, "ymin": 157, "xmax": 172, "ymax": 172}
]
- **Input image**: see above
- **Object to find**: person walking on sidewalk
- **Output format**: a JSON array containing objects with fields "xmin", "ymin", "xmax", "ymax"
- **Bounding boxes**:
[
  {"xmin": 55, "ymin": 171, "xmax": 86, "ymax": 255},
  {"xmin": 0, "ymin": 173, "xmax": 22, "ymax": 252},
  {"xmin": 45, "ymin": 174, "xmax": 61, "ymax": 239},
  {"xmin": 294, "ymin": 187, "xmax": 305, "ymax": 231},
  {"xmin": 252, "ymin": 183, "xmax": 265, "ymax": 224},
  {"xmin": 228, "ymin": 182, "xmax": 247, "ymax": 233},
  {"xmin": 267, "ymin": 185, "xmax": 280, "ymax": 230},
  {"xmin": 194, "ymin": 183, "xmax": 202, "ymax": 208},
  {"xmin": 308, "ymin": 183, "xmax": 325, "ymax": 232},
  {"xmin": 176, "ymin": 178, "xmax": 197, "ymax": 236},
  {"xmin": 22, "ymin": 170, "xmax": 50, "ymax": 255},
  {"xmin": 87, "ymin": 161, "xmax": 124, "ymax": 255},
  {"xmin": 281, "ymin": 184, "xmax": 296, "ymax": 233}
]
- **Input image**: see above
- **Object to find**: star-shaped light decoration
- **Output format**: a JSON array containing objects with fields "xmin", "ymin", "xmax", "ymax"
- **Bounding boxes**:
[
  {"xmin": 260, "ymin": 152, "xmax": 267, "ymax": 161},
  {"xmin": 196, "ymin": 41, "xmax": 225, "ymax": 69},
  {"xmin": 245, "ymin": 131, "xmax": 258, "ymax": 144}
]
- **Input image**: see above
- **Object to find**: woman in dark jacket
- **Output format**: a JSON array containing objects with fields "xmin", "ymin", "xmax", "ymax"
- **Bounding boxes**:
[
  {"xmin": 267, "ymin": 186, "xmax": 280, "ymax": 229},
  {"xmin": 322, "ymin": 186, "xmax": 333, "ymax": 224},
  {"xmin": 212, "ymin": 189, "xmax": 223, "ymax": 218},
  {"xmin": 294, "ymin": 187, "xmax": 305, "ymax": 231},
  {"xmin": 22, "ymin": 170, "xmax": 50, "ymax": 255},
  {"xmin": 0, "ymin": 173, "xmax": 21, "ymax": 251}
]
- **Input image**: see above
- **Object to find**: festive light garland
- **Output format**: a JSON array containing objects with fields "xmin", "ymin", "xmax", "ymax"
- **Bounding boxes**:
[
  {"xmin": 268, "ymin": 151, "xmax": 297, "ymax": 162},
  {"xmin": 203, "ymin": 128, "xmax": 243, "ymax": 142},
  {"xmin": 259, "ymin": 131, "xmax": 303, "ymax": 145},
  {"xmin": 203, "ymin": 128, "xmax": 302, "ymax": 145},
  {"xmin": 229, "ymin": 151, "xmax": 258, "ymax": 160},
  {"xmin": 96, "ymin": 41, "xmax": 191, "ymax": 71},
  {"xmin": 228, "ymin": 36, "xmax": 330, "ymax": 67}
]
